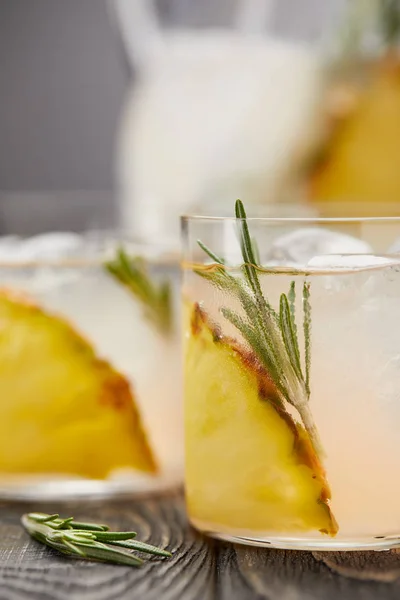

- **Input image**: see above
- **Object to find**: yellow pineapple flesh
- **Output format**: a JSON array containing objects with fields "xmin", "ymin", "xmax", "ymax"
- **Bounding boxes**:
[
  {"xmin": 0, "ymin": 291, "xmax": 157, "ymax": 479},
  {"xmin": 185, "ymin": 303, "xmax": 337, "ymax": 535}
]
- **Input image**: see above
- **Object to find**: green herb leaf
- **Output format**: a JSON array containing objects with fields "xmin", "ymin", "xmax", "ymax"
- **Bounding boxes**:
[
  {"xmin": 104, "ymin": 247, "xmax": 172, "ymax": 336},
  {"xmin": 22, "ymin": 513, "xmax": 172, "ymax": 567},
  {"xmin": 92, "ymin": 531, "xmax": 137, "ymax": 542},
  {"xmin": 303, "ymin": 281, "xmax": 312, "ymax": 398},
  {"xmin": 279, "ymin": 293, "xmax": 303, "ymax": 385},
  {"xmin": 287, "ymin": 281, "xmax": 297, "ymax": 337},
  {"xmin": 68, "ymin": 520, "xmax": 109, "ymax": 532},
  {"xmin": 197, "ymin": 240, "xmax": 225, "ymax": 265},
  {"xmin": 196, "ymin": 200, "xmax": 323, "ymax": 457},
  {"xmin": 107, "ymin": 539, "xmax": 172, "ymax": 557}
]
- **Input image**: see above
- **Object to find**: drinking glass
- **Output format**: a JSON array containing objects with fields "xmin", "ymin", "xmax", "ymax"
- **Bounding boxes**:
[
  {"xmin": 182, "ymin": 203, "xmax": 400, "ymax": 550},
  {"xmin": 0, "ymin": 232, "xmax": 182, "ymax": 499}
]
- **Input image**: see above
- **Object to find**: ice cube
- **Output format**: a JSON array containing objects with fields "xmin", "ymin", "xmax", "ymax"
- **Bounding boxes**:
[
  {"xmin": 387, "ymin": 237, "xmax": 400, "ymax": 254},
  {"xmin": 0, "ymin": 233, "xmax": 86, "ymax": 294},
  {"xmin": 18, "ymin": 232, "xmax": 83, "ymax": 261},
  {"xmin": 267, "ymin": 228, "xmax": 372, "ymax": 266},
  {"xmin": 307, "ymin": 253, "xmax": 400, "ymax": 299},
  {"xmin": 0, "ymin": 232, "xmax": 84, "ymax": 263}
]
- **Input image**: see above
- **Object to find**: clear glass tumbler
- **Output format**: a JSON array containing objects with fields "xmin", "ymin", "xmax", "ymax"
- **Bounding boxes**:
[
  {"xmin": 182, "ymin": 200, "xmax": 400, "ymax": 550},
  {"xmin": 0, "ymin": 232, "xmax": 183, "ymax": 499}
]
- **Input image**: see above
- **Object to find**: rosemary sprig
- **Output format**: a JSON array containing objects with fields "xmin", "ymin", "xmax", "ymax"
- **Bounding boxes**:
[
  {"xmin": 105, "ymin": 247, "xmax": 172, "ymax": 336},
  {"xmin": 22, "ymin": 513, "xmax": 172, "ymax": 567},
  {"xmin": 379, "ymin": 0, "xmax": 400, "ymax": 46},
  {"xmin": 338, "ymin": 0, "xmax": 400, "ymax": 58},
  {"xmin": 196, "ymin": 200, "xmax": 323, "ymax": 456}
]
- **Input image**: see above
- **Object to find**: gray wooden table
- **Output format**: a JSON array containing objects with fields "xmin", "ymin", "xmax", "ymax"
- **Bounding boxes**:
[{"xmin": 1, "ymin": 492, "xmax": 400, "ymax": 600}]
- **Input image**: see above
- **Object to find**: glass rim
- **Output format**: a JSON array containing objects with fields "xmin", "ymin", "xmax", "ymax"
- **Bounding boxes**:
[
  {"xmin": 181, "ymin": 214, "xmax": 400, "ymax": 225},
  {"xmin": 0, "ymin": 228, "xmax": 178, "ymax": 244},
  {"xmin": 0, "ymin": 230, "xmax": 180, "ymax": 267}
]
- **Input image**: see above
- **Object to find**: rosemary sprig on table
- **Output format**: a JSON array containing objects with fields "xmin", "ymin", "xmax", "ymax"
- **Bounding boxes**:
[
  {"xmin": 22, "ymin": 513, "xmax": 171, "ymax": 567},
  {"xmin": 196, "ymin": 199, "xmax": 323, "ymax": 456},
  {"xmin": 105, "ymin": 247, "xmax": 172, "ymax": 336}
]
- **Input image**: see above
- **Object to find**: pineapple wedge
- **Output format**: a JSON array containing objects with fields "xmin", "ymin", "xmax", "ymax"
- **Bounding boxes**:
[
  {"xmin": 310, "ymin": 58, "xmax": 400, "ymax": 214},
  {"xmin": 0, "ymin": 291, "xmax": 157, "ymax": 479},
  {"xmin": 185, "ymin": 304, "xmax": 337, "ymax": 535}
]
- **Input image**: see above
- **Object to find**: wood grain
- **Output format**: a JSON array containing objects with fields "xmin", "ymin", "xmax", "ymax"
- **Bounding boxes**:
[
  {"xmin": 217, "ymin": 544, "xmax": 400, "ymax": 600},
  {"xmin": 313, "ymin": 550, "xmax": 400, "ymax": 583},
  {"xmin": 0, "ymin": 493, "xmax": 215, "ymax": 600},
  {"xmin": 1, "ymin": 493, "xmax": 400, "ymax": 600}
]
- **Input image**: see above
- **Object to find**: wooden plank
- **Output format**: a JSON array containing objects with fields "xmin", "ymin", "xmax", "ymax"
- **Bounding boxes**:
[
  {"xmin": 0, "ymin": 493, "xmax": 215, "ymax": 600},
  {"xmin": 217, "ymin": 544, "xmax": 400, "ymax": 600}
]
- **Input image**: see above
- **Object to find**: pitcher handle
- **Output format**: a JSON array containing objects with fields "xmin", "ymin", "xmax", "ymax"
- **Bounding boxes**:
[{"xmin": 108, "ymin": 0, "xmax": 164, "ymax": 73}]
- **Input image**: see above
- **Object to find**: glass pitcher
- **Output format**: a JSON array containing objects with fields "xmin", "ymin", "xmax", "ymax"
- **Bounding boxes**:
[
  {"xmin": 110, "ymin": 0, "xmax": 400, "ymax": 232},
  {"xmin": 110, "ymin": 0, "xmax": 349, "ymax": 242}
]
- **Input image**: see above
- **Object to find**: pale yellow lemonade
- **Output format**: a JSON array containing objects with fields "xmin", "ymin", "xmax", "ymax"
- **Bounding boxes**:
[{"xmin": 183, "ymin": 206, "xmax": 400, "ymax": 549}]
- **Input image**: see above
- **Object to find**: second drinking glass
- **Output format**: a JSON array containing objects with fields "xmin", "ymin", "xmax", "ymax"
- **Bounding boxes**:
[{"xmin": 0, "ymin": 232, "xmax": 182, "ymax": 499}]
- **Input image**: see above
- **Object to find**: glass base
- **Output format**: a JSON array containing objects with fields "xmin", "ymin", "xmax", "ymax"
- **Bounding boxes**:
[
  {"xmin": 190, "ymin": 519, "xmax": 400, "ymax": 551},
  {"xmin": 0, "ymin": 468, "xmax": 183, "ymax": 501}
]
